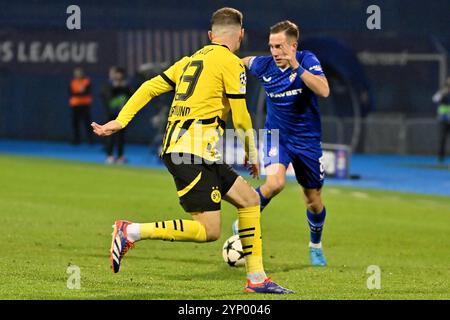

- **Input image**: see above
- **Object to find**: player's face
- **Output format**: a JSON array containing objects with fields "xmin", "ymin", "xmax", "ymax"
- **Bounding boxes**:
[{"xmin": 269, "ymin": 32, "xmax": 295, "ymax": 68}]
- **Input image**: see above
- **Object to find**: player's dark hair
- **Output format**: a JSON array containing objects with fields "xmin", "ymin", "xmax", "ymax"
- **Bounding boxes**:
[
  {"xmin": 211, "ymin": 7, "xmax": 243, "ymax": 28},
  {"xmin": 270, "ymin": 20, "xmax": 300, "ymax": 41}
]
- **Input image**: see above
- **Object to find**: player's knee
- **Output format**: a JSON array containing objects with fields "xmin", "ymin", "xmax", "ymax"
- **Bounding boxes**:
[
  {"xmin": 246, "ymin": 188, "xmax": 260, "ymax": 207},
  {"xmin": 205, "ymin": 227, "xmax": 221, "ymax": 242},
  {"xmin": 306, "ymin": 197, "xmax": 323, "ymax": 213},
  {"xmin": 304, "ymin": 188, "xmax": 323, "ymax": 213},
  {"xmin": 238, "ymin": 189, "xmax": 260, "ymax": 208},
  {"xmin": 193, "ymin": 211, "xmax": 221, "ymax": 242},
  {"xmin": 267, "ymin": 178, "xmax": 285, "ymax": 196}
]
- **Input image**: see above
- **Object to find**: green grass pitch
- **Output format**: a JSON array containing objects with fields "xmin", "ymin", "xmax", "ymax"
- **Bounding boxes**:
[{"xmin": 0, "ymin": 154, "xmax": 449, "ymax": 300}]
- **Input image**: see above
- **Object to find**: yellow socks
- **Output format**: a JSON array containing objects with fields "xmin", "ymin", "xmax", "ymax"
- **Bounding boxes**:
[
  {"xmin": 237, "ymin": 205, "xmax": 266, "ymax": 282},
  {"xmin": 125, "ymin": 207, "xmax": 266, "ymax": 283},
  {"xmin": 136, "ymin": 219, "xmax": 207, "ymax": 242}
]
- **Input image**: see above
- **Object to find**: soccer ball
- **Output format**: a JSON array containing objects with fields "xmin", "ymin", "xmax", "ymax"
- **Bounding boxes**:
[{"xmin": 222, "ymin": 235, "xmax": 246, "ymax": 267}]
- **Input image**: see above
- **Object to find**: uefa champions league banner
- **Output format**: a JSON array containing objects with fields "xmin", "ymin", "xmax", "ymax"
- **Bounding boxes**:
[{"xmin": 0, "ymin": 30, "xmax": 118, "ymax": 74}]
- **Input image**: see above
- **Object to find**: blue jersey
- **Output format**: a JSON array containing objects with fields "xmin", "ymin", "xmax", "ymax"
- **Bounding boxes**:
[{"xmin": 249, "ymin": 50, "xmax": 325, "ymax": 151}]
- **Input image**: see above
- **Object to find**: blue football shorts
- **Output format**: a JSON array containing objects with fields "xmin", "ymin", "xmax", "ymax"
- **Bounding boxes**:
[{"xmin": 263, "ymin": 132, "xmax": 324, "ymax": 189}]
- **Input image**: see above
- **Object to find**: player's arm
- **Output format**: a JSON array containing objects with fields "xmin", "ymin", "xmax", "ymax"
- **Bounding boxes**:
[
  {"xmin": 115, "ymin": 73, "xmax": 175, "ymax": 128},
  {"xmin": 91, "ymin": 64, "xmax": 179, "ymax": 137},
  {"xmin": 280, "ymin": 47, "xmax": 330, "ymax": 98},
  {"xmin": 223, "ymin": 58, "xmax": 259, "ymax": 178},
  {"xmin": 229, "ymin": 97, "xmax": 258, "ymax": 162},
  {"xmin": 299, "ymin": 71, "xmax": 329, "ymax": 98},
  {"xmin": 241, "ymin": 56, "xmax": 255, "ymax": 68}
]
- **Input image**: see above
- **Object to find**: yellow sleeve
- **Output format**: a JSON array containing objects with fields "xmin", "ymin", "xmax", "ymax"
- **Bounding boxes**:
[
  {"xmin": 115, "ymin": 59, "xmax": 185, "ymax": 128},
  {"xmin": 223, "ymin": 57, "xmax": 256, "ymax": 161},
  {"xmin": 229, "ymin": 98, "xmax": 258, "ymax": 163},
  {"xmin": 223, "ymin": 57, "xmax": 247, "ymax": 98},
  {"xmin": 222, "ymin": 57, "xmax": 256, "ymax": 161}
]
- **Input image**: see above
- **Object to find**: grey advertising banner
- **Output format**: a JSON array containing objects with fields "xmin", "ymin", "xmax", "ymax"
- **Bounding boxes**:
[{"xmin": 0, "ymin": 30, "xmax": 118, "ymax": 74}]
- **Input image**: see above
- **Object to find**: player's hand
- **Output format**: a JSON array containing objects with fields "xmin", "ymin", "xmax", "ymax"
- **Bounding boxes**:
[
  {"xmin": 280, "ymin": 44, "xmax": 299, "ymax": 69},
  {"xmin": 245, "ymin": 156, "xmax": 260, "ymax": 180},
  {"xmin": 91, "ymin": 120, "xmax": 122, "ymax": 137}
]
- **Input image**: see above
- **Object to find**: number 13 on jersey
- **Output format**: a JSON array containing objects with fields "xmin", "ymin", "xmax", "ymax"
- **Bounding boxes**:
[{"xmin": 175, "ymin": 60, "xmax": 204, "ymax": 101}]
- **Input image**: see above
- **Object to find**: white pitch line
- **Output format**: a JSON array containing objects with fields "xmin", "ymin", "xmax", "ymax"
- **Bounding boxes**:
[
  {"xmin": 350, "ymin": 191, "xmax": 370, "ymax": 199},
  {"xmin": 327, "ymin": 188, "xmax": 342, "ymax": 195}
]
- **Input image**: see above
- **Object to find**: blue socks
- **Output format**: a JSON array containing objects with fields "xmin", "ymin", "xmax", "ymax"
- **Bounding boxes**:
[
  {"xmin": 255, "ymin": 187, "xmax": 271, "ymax": 212},
  {"xmin": 307, "ymin": 207, "xmax": 326, "ymax": 244},
  {"xmin": 255, "ymin": 186, "xmax": 326, "ymax": 245}
]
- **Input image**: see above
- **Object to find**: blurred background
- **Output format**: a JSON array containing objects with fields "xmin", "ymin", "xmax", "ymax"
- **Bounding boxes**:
[{"xmin": 1, "ymin": 0, "xmax": 450, "ymax": 193}]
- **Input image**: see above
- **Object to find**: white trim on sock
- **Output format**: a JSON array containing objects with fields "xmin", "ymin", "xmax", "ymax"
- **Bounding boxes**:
[
  {"xmin": 309, "ymin": 242, "xmax": 322, "ymax": 249},
  {"xmin": 247, "ymin": 271, "xmax": 267, "ymax": 284},
  {"xmin": 127, "ymin": 223, "xmax": 141, "ymax": 242}
]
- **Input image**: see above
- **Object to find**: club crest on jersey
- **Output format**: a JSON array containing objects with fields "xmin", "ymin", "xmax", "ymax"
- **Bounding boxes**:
[
  {"xmin": 289, "ymin": 72, "xmax": 297, "ymax": 82},
  {"xmin": 268, "ymin": 146, "xmax": 278, "ymax": 157},
  {"xmin": 211, "ymin": 187, "xmax": 221, "ymax": 203}
]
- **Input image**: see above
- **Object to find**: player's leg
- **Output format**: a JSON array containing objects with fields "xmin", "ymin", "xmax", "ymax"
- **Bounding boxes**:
[
  {"xmin": 125, "ymin": 163, "xmax": 222, "ymax": 242},
  {"xmin": 231, "ymin": 139, "xmax": 291, "ymax": 234},
  {"xmin": 292, "ymin": 152, "xmax": 327, "ymax": 266},
  {"xmin": 257, "ymin": 163, "xmax": 287, "ymax": 210},
  {"xmin": 224, "ymin": 175, "xmax": 294, "ymax": 294},
  {"xmin": 303, "ymin": 187, "xmax": 326, "ymax": 241},
  {"xmin": 125, "ymin": 155, "xmax": 224, "ymax": 243},
  {"xmin": 110, "ymin": 154, "xmax": 222, "ymax": 273},
  {"xmin": 257, "ymin": 132, "xmax": 292, "ymax": 212},
  {"xmin": 125, "ymin": 210, "xmax": 219, "ymax": 242},
  {"xmin": 223, "ymin": 177, "xmax": 263, "ymax": 281},
  {"xmin": 111, "ymin": 210, "xmax": 217, "ymax": 273}
]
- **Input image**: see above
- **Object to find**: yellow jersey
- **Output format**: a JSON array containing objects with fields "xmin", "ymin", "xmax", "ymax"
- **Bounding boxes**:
[{"xmin": 116, "ymin": 42, "xmax": 256, "ymax": 162}]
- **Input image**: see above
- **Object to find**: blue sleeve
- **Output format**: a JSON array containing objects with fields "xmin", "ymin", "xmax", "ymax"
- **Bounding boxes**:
[
  {"xmin": 248, "ymin": 56, "xmax": 271, "ymax": 77},
  {"xmin": 301, "ymin": 52, "xmax": 325, "ymax": 76}
]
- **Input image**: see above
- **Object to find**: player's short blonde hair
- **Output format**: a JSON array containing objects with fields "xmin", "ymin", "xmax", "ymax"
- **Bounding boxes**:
[
  {"xmin": 270, "ymin": 20, "xmax": 300, "ymax": 41},
  {"xmin": 210, "ymin": 7, "xmax": 243, "ymax": 28}
]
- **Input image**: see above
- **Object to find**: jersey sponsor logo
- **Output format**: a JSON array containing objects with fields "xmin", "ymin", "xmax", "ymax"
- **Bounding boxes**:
[
  {"xmin": 309, "ymin": 65, "xmax": 323, "ymax": 72},
  {"xmin": 240, "ymin": 86, "xmax": 246, "ymax": 93},
  {"xmin": 266, "ymin": 88, "xmax": 303, "ymax": 98},
  {"xmin": 262, "ymin": 76, "xmax": 272, "ymax": 82}
]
